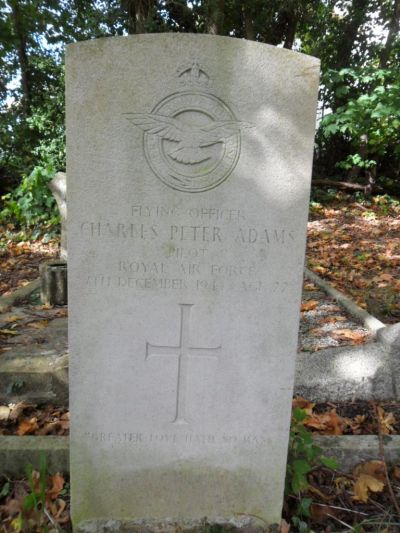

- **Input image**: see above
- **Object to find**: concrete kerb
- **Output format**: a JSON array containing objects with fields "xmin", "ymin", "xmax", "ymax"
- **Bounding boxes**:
[
  {"xmin": 304, "ymin": 267, "xmax": 385, "ymax": 334},
  {"xmin": 0, "ymin": 278, "xmax": 41, "ymax": 313},
  {"xmin": 2, "ymin": 435, "xmax": 400, "ymax": 477}
]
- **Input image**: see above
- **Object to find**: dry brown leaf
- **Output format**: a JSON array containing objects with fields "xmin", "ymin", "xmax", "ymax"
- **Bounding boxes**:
[
  {"xmin": 0, "ymin": 328, "xmax": 19, "ymax": 336},
  {"xmin": 304, "ymin": 409, "xmax": 345, "ymax": 435},
  {"xmin": 310, "ymin": 503, "xmax": 339, "ymax": 523},
  {"xmin": 352, "ymin": 473, "xmax": 385, "ymax": 502},
  {"xmin": 377, "ymin": 406, "xmax": 396, "ymax": 434},
  {"xmin": 16, "ymin": 417, "xmax": 39, "ymax": 436},
  {"xmin": 353, "ymin": 460, "xmax": 386, "ymax": 483},
  {"xmin": 0, "ymin": 498, "xmax": 23, "ymax": 516},
  {"xmin": 348, "ymin": 414, "xmax": 366, "ymax": 434},
  {"xmin": 59, "ymin": 411, "xmax": 70, "ymax": 431},
  {"xmin": 34, "ymin": 304, "xmax": 53, "ymax": 310},
  {"xmin": 37, "ymin": 421, "xmax": 61, "ymax": 436},
  {"xmin": 27, "ymin": 320, "xmax": 49, "ymax": 329},
  {"xmin": 301, "ymin": 300, "xmax": 319, "ymax": 312},
  {"xmin": 304, "ymin": 282, "xmax": 316, "ymax": 291},
  {"xmin": 319, "ymin": 315, "xmax": 347, "ymax": 324},
  {"xmin": 292, "ymin": 397, "xmax": 315, "ymax": 416},
  {"xmin": 3, "ymin": 315, "xmax": 22, "ymax": 323},
  {"xmin": 330, "ymin": 329, "xmax": 366, "ymax": 344},
  {"xmin": 308, "ymin": 327, "xmax": 325, "ymax": 337},
  {"xmin": 46, "ymin": 473, "xmax": 65, "ymax": 501},
  {"xmin": 308, "ymin": 484, "xmax": 335, "ymax": 502}
]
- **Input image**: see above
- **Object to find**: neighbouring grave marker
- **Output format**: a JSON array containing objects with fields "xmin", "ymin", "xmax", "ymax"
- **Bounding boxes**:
[{"xmin": 67, "ymin": 34, "xmax": 319, "ymax": 530}]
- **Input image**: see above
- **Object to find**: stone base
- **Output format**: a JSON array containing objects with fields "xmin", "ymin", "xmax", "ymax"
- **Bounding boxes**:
[
  {"xmin": 75, "ymin": 517, "xmax": 275, "ymax": 533},
  {"xmin": 39, "ymin": 260, "xmax": 68, "ymax": 306}
]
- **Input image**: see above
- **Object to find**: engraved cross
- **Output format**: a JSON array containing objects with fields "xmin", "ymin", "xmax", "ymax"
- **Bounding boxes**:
[{"xmin": 146, "ymin": 304, "xmax": 221, "ymax": 425}]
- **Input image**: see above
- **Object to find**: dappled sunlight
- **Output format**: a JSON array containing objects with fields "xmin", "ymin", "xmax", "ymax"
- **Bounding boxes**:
[
  {"xmin": 335, "ymin": 351, "xmax": 383, "ymax": 382},
  {"xmin": 307, "ymin": 195, "xmax": 400, "ymax": 321}
]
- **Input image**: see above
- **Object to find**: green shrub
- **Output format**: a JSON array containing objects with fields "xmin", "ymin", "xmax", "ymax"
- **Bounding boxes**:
[{"xmin": 0, "ymin": 164, "xmax": 60, "ymax": 230}]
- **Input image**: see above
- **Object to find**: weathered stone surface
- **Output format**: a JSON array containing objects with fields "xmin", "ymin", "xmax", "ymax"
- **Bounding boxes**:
[
  {"xmin": 67, "ymin": 34, "xmax": 319, "ymax": 527},
  {"xmin": 376, "ymin": 323, "xmax": 400, "ymax": 351},
  {"xmin": 295, "ymin": 342, "xmax": 395, "ymax": 401},
  {"xmin": 40, "ymin": 260, "xmax": 68, "ymax": 306},
  {"xmin": 0, "ymin": 436, "xmax": 69, "ymax": 476}
]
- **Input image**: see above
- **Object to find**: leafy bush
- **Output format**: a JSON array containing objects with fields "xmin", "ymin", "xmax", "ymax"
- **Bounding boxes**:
[
  {"xmin": 0, "ymin": 164, "xmax": 60, "ymax": 229},
  {"xmin": 320, "ymin": 67, "xmax": 400, "ymax": 185}
]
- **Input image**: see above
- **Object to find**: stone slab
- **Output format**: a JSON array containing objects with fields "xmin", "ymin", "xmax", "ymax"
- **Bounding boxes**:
[
  {"xmin": 0, "ymin": 436, "xmax": 69, "ymax": 476},
  {"xmin": 0, "ymin": 317, "xmax": 68, "ymax": 404},
  {"xmin": 67, "ymin": 34, "xmax": 319, "ymax": 527},
  {"xmin": 295, "ymin": 342, "xmax": 395, "ymax": 401},
  {"xmin": 0, "ymin": 279, "xmax": 41, "ymax": 312}
]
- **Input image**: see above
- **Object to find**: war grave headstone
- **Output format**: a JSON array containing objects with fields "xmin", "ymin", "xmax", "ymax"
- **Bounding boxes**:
[{"xmin": 67, "ymin": 34, "xmax": 319, "ymax": 530}]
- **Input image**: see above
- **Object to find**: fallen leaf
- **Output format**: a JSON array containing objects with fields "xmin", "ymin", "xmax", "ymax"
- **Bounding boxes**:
[
  {"xmin": 292, "ymin": 397, "xmax": 315, "ymax": 416},
  {"xmin": 348, "ymin": 414, "xmax": 366, "ymax": 434},
  {"xmin": 330, "ymin": 329, "xmax": 366, "ymax": 344},
  {"xmin": 310, "ymin": 503, "xmax": 339, "ymax": 523},
  {"xmin": 46, "ymin": 473, "xmax": 65, "ymax": 501},
  {"xmin": 27, "ymin": 320, "xmax": 49, "ymax": 329},
  {"xmin": 352, "ymin": 473, "xmax": 385, "ymax": 502},
  {"xmin": 16, "ymin": 417, "xmax": 39, "ymax": 436},
  {"xmin": 304, "ymin": 409, "xmax": 346, "ymax": 435},
  {"xmin": 319, "ymin": 315, "xmax": 347, "ymax": 324},
  {"xmin": 304, "ymin": 282, "xmax": 316, "ymax": 291},
  {"xmin": 353, "ymin": 460, "xmax": 386, "ymax": 483},
  {"xmin": 3, "ymin": 315, "xmax": 22, "ymax": 323},
  {"xmin": 0, "ymin": 329, "xmax": 19, "ymax": 336},
  {"xmin": 301, "ymin": 300, "xmax": 319, "ymax": 312},
  {"xmin": 377, "ymin": 406, "xmax": 396, "ymax": 434},
  {"xmin": 37, "ymin": 421, "xmax": 61, "ymax": 435},
  {"xmin": 60, "ymin": 412, "xmax": 70, "ymax": 431}
]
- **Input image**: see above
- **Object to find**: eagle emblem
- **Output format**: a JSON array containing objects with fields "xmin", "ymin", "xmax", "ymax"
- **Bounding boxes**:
[
  {"xmin": 125, "ymin": 113, "xmax": 252, "ymax": 165},
  {"xmin": 125, "ymin": 62, "xmax": 253, "ymax": 193}
]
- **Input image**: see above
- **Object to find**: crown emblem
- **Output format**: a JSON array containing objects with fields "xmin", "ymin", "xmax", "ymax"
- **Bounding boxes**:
[{"xmin": 177, "ymin": 61, "xmax": 210, "ymax": 90}]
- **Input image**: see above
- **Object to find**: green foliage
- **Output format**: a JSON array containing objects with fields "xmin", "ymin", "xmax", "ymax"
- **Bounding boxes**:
[
  {"xmin": 286, "ymin": 407, "xmax": 338, "ymax": 529},
  {"xmin": 320, "ymin": 67, "xmax": 400, "ymax": 183},
  {"xmin": 22, "ymin": 454, "xmax": 49, "ymax": 533},
  {"xmin": 0, "ymin": 165, "xmax": 60, "ymax": 229}
]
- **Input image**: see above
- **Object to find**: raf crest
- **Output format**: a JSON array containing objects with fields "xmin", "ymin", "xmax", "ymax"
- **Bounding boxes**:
[{"xmin": 125, "ymin": 62, "xmax": 253, "ymax": 193}]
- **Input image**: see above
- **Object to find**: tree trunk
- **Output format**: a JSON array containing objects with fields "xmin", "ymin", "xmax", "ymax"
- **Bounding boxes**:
[
  {"xmin": 243, "ymin": 4, "xmax": 255, "ymax": 40},
  {"xmin": 206, "ymin": 0, "xmax": 225, "ymax": 35},
  {"xmin": 380, "ymin": 0, "xmax": 400, "ymax": 68},
  {"xmin": 283, "ymin": 11, "xmax": 298, "ymax": 49},
  {"xmin": 123, "ymin": 0, "xmax": 153, "ymax": 34},
  {"xmin": 334, "ymin": 0, "xmax": 370, "ymax": 70},
  {"xmin": 8, "ymin": 0, "xmax": 30, "ymax": 113}
]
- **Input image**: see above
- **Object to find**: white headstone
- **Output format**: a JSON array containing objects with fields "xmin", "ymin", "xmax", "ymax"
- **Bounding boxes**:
[{"xmin": 67, "ymin": 34, "xmax": 319, "ymax": 531}]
